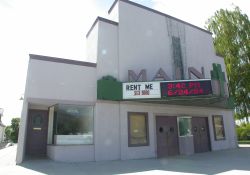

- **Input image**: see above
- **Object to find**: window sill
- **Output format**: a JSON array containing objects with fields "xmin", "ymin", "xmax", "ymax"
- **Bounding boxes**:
[
  {"xmin": 214, "ymin": 138, "xmax": 226, "ymax": 141},
  {"xmin": 179, "ymin": 135, "xmax": 193, "ymax": 137},
  {"xmin": 47, "ymin": 144, "xmax": 94, "ymax": 146}
]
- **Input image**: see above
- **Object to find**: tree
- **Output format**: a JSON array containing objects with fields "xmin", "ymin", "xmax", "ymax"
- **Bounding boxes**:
[
  {"xmin": 4, "ymin": 118, "xmax": 20, "ymax": 143},
  {"xmin": 206, "ymin": 6, "xmax": 250, "ymax": 123},
  {"xmin": 10, "ymin": 118, "xmax": 20, "ymax": 142},
  {"xmin": 4, "ymin": 126, "xmax": 12, "ymax": 142}
]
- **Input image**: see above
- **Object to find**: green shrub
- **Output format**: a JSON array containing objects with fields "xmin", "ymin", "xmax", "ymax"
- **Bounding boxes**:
[
  {"xmin": 236, "ymin": 123, "xmax": 250, "ymax": 140},
  {"xmin": 4, "ymin": 118, "xmax": 20, "ymax": 143},
  {"xmin": 238, "ymin": 140, "xmax": 250, "ymax": 144}
]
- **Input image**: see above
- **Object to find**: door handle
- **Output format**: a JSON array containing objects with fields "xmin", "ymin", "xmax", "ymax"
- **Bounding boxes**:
[{"xmin": 33, "ymin": 127, "xmax": 42, "ymax": 130}]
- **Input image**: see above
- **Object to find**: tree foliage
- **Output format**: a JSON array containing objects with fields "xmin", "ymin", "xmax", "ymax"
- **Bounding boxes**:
[
  {"xmin": 4, "ymin": 126, "xmax": 12, "ymax": 142},
  {"xmin": 206, "ymin": 6, "xmax": 250, "ymax": 122},
  {"xmin": 5, "ymin": 118, "xmax": 20, "ymax": 143},
  {"xmin": 236, "ymin": 123, "xmax": 250, "ymax": 140}
]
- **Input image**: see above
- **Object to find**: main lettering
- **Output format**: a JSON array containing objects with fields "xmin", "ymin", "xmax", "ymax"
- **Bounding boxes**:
[{"xmin": 128, "ymin": 67, "xmax": 205, "ymax": 82}]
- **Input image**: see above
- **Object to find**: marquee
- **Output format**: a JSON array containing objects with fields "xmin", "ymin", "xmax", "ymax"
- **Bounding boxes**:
[{"xmin": 123, "ymin": 79, "xmax": 212, "ymax": 99}]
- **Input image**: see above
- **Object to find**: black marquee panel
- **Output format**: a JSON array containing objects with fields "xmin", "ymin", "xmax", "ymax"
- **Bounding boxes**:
[{"xmin": 161, "ymin": 80, "xmax": 212, "ymax": 97}]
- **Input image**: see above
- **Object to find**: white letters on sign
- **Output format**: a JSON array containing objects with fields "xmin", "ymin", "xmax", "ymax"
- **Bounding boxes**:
[{"xmin": 123, "ymin": 82, "xmax": 161, "ymax": 99}]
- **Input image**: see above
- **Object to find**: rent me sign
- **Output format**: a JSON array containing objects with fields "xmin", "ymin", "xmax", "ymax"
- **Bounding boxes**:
[{"xmin": 123, "ymin": 82, "xmax": 161, "ymax": 99}]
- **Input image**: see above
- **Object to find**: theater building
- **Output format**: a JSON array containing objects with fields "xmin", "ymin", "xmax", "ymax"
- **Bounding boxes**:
[{"xmin": 16, "ymin": 0, "xmax": 237, "ymax": 163}]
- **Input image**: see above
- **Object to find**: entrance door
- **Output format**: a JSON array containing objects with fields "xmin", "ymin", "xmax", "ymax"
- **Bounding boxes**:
[
  {"xmin": 192, "ymin": 117, "xmax": 210, "ymax": 153},
  {"xmin": 26, "ymin": 110, "xmax": 48, "ymax": 156},
  {"xmin": 156, "ymin": 116, "xmax": 179, "ymax": 157}
]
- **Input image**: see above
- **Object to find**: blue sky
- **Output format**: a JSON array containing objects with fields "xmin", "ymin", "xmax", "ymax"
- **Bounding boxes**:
[{"xmin": 0, "ymin": 0, "xmax": 249, "ymax": 125}]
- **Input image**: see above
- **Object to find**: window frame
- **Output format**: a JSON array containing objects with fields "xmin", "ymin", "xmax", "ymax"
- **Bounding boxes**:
[
  {"xmin": 128, "ymin": 112, "xmax": 149, "ymax": 147},
  {"xmin": 212, "ymin": 115, "xmax": 226, "ymax": 141},
  {"xmin": 48, "ymin": 104, "xmax": 94, "ymax": 145},
  {"xmin": 177, "ymin": 116, "xmax": 193, "ymax": 137}
]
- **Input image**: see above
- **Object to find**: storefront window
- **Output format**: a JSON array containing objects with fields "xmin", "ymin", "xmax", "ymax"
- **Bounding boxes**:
[
  {"xmin": 213, "ymin": 115, "xmax": 225, "ymax": 140},
  {"xmin": 48, "ymin": 104, "xmax": 94, "ymax": 145},
  {"xmin": 128, "ymin": 112, "xmax": 149, "ymax": 147},
  {"xmin": 178, "ymin": 117, "xmax": 192, "ymax": 137}
]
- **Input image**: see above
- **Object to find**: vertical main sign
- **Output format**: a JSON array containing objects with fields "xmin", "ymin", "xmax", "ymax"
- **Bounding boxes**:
[{"xmin": 123, "ymin": 82, "xmax": 161, "ymax": 99}]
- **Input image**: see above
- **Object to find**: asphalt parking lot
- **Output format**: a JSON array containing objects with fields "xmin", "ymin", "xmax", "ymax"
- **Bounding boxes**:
[{"xmin": 0, "ymin": 145, "xmax": 250, "ymax": 175}]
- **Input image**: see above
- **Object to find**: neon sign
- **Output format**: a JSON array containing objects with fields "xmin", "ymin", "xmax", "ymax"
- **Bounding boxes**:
[{"xmin": 161, "ymin": 80, "xmax": 212, "ymax": 97}]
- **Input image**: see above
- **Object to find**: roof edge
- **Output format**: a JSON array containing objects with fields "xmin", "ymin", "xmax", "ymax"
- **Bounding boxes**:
[
  {"xmin": 216, "ymin": 53, "xmax": 224, "ymax": 59},
  {"xmin": 109, "ymin": 0, "xmax": 212, "ymax": 35},
  {"xmin": 29, "ymin": 54, "xmax": 97, "ymax": 67},
  {"xmin": 108, "ymin": 0, "xmax": 119, "ymax": 14},
  {"xmin": 86, "ymin": 17, "xmax": 118, "ymax": 38}
]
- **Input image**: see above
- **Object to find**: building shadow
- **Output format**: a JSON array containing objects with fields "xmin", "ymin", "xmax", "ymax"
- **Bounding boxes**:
[{"xmin": 19, "ymin": 147, "xmax": 250, "ymax": 175}]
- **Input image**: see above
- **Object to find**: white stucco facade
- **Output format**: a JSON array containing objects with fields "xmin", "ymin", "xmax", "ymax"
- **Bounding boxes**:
[
  {"xmin": 0, "ymin": 110, "xmax": 5, "ymax": 143},
  {"xmin": 17, "ymin": 0, "xmax": 237, "ymax": 164},
  {"xmin": 16, "ymin": 56, "xmax": 97, "ymax": 163},
  {"xmin": 0, "ymin": 125, "xmax": 5, "ymax": 143}
]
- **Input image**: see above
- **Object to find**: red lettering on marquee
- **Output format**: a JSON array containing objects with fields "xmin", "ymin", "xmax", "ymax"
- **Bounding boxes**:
[
  {"xmin": 167, "ymin": 83, "xmax": 173, "ymax": 89},
  {"xmin": 161, "ymin": 80, "xmax": 212, "ymax": 97}
]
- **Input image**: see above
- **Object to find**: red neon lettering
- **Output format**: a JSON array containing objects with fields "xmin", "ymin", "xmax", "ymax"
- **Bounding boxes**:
[
  {"xmin": 168, "ymin": 90, "xmax": 173, "ymax": 96},
  {"xmin": 184, "ymin": 89, "xmax": 189, "ymax": 95},
  {"xmin": 178, "ymin": 89, "xmax": 183, "ymax": 95},
  {"xmin": 189, "ymin": 82, "xmax": 195, "ymax": 88},
  {"xmin": 199, "ymin": 89, "xmax": 204, "ymax": 94},
  {"xmin": 196, "ymin": 82, "xmax": 201, "ymax": 88},
  {"xmin": 175, "ymin": 83, "xmax": 181, "ymax": 89},
  {"xmin": 194, "ymin": 89, "xmax": 199, "ymax": 94},
  {"xmin": 167, "ymin": 83, "xmax": 173, "ymax": 89}
]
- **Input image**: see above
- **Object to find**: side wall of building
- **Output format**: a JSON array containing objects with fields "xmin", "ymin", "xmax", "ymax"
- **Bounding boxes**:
[
  {"xmin": 17, "ymin": 58, "xmax": 97, "ymax": 163},
  {"xmin": 25, "ymin": 59, "xmax": 97, "ymax": 103},
  {"xmin": 86, "ymin": 24, "xmax": 98, "ymax": 63},
  {"xmin": 47, "ymin": 145, "xmax": 95, "ymax": 162},
  {"xmin": 95, "ymin": 102, "xmax": 120, "ymax": 161},
  {"xmin": 96, "ymin": 21, "xmax": 119, "ymax": 80},
  {"xmin": 108, "ymin": 2, "xmax": 119, "ymax": 22},
  {"xmin": 118, "ymin": 1, "xmax": 173, "ymax": 82},
  {"xmin": 185, "ymin": 26, "xmax": 227, "ymax": 80},
  {"xmin": 16, "ymin": 101, "xmax": 28, "ymax": 164},
  {"xmin": 0, "ymin": 126, "xmax": 5, "ymax": 142}
]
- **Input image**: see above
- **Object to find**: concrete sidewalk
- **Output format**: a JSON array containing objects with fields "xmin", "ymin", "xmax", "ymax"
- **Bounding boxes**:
[
  {"xmin": 0, "ymin": 145, "xmax": 250, "ymax": 175},
  {"xmin": 0, "ymin": 144, "xmax": 17, "ymax": 166},
  {"xmin": 238, "ymin": 144, "xmax": 250, "ymax": 147}
]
